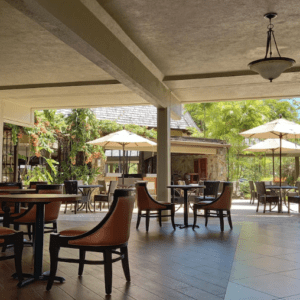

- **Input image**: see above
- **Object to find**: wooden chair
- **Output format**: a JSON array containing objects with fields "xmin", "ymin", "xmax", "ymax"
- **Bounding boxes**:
[
  {"xmin": 255, "ymin": 181, "xmax": 279, "ymax": 213},
  {"xmin": 28, "ymin": 181, "xmax": 48, "ymax": 189},
  {"xmin": 0, "ymin": 227, "xmax": 24, "ymax": 286},
  {"xmin": 193, "ymin": 182, "xmax": 233, "ymax": 232},
  {"xmin": 46, "ymin": 190, "xmax": 135, "ymax": 295},
  {"xmin": 249, "ymin": 180, "xmax": 257, "ymax": 204},
  {"xmin": 135, "ymin": 181, "xmax": 176, "ymax": 232},
  {"xmin": 287, "ymin": 182, "xmax": 300, "ymax": 213},
  {"xmin": 94, "ymin": 181, "xmax": 117, "ymax": 211},
  {"xmin": 10, "ymin": 184, "xmax": 63, "ymax": 244},
  {"xmin": 0, "ymin": 182, "xmax": 23, "ymax": 215}
]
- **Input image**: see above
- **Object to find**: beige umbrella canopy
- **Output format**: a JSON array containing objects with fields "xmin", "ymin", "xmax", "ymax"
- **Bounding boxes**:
[
  {"xmin": 87, "ymin": 130, "xmax": 156, "ymax": 184},
  {"xmin": 240, "ymin": 117, "xmax": 300, "ymax": 188},
  {"xmin": 244, "ymin": 138, "xmax": 300, "ymax": 179}
]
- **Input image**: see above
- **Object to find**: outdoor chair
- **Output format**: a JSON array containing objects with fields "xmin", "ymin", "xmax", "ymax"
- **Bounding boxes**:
[
  {"xmin": 171, "ymin": 180, "xmax": 185, "ymax": 211},
  {"xmin": 249, "ymin": 180, "xmax": 257, "ymax": 204},
  {"xmin": 287, "ymin": 182, "xmax": 300, "ymax": 213},
  {"xmin": 194, "ymin": 181, "xmax": 220, "ymax": 202},
  {"xmin": 0, "ymin": 227, "xmax": 24, "ymax": 286},
  {"xmin": 9, "ymin": 184, "xmax": 63, "ymax": 245},
  {"xmin": 64, "ymin": 180, "xmax": 81, "ymax": 214},
  {"xmin": 193, "ymin": 182, "xmax": 233, "ymax": 232},
  {"xmin": 46, "ymin": 190, "xmax": 135, "ymax": 295},
  {"xmin": 29, "ymin": 181, "xmax": 48, "ymax": 189},
  {"xmin": 0, "ymin": 182, "xmax": 23, "ymax": 216},
  {"xmin": 135, "ymin": 181, "xmax": 175, "ymax": 232},
  {"xmin": 255, "ymin": 181, "xmax": 279, "ymax": 213},
  {"xmin": 94, "ymin": 180, "xmax": 118, "ymax": 211}
]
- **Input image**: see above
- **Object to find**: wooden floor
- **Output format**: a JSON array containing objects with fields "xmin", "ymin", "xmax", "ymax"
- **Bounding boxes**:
[{"xmin": 1, "ymin": 201, "xmax": 300, "ymax": 299}]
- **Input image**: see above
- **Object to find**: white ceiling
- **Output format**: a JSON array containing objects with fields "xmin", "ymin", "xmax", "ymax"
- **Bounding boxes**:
[{"xmin": 1, "ymin": 0, "xmax": 300, "ymax": 114}]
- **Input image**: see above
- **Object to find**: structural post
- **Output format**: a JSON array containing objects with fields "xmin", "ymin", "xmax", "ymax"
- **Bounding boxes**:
[
  {"xmin": 157, "ymin": 107, "xmax": 171, "ymax": 203},
  {"xmin": 0, "ymin": 102, "xmax": 3, "ymax": 181},
  {"xmin": 295, "ymin": 156, "xmax": 299, "ymax": 180}
]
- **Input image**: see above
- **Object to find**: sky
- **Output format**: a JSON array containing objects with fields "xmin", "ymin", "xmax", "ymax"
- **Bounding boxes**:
[{"xmin": 282, "ymin": 98, "xmax": 300, "ymax": 116}]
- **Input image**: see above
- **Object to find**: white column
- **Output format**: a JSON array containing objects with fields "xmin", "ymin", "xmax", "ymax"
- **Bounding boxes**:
[
  {"xmin": 0, "ymin": 101, "xmax": 3, "ymax": 181},
  {"xmin": 157, "ymin": 107, "xmax": 171, "ymax": 202}
]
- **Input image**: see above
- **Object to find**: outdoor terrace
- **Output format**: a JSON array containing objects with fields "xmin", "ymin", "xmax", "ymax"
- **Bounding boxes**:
[{"xmin": 1, "ymin": 201, "xmax": 300, "ymax": 299}]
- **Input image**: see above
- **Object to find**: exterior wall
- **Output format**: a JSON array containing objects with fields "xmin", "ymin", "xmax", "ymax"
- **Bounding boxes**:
[{"xmin": 171, "ymin": 147, "xmax": 228, "ymax": 181}]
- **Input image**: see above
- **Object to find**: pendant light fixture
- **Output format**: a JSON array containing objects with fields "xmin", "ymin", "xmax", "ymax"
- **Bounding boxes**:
[{"xmin": 248, "ymin": 13, "xmax": 295, "ymax": 82}]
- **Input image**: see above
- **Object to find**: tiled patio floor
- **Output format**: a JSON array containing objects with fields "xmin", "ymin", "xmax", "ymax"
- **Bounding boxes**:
[{"xmin": 1, "ymin": 200, "xmax": 300, "ymax": 299}]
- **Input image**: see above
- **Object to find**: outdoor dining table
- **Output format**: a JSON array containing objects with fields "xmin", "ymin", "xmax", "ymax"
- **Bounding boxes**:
[
  {"xmin": 0, "ymin": 193, "xmax": 82, "ymax": 287},
  {"xmin": 167, "ymin": 184, "xmax": 205, "ymax": 229},
  {"xmin": 265, "ymin": 185, "xmax": 297, "ymax": 212},
  {"xmin": 77, "ymin": 184, "xmax": 103, "ymax": 212}
]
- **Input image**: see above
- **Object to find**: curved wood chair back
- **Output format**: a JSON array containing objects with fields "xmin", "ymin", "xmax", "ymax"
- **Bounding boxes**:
[
  {"xmin": 64, "ymin": 180, "xmax": 78, "ymax": 194},
  {"xmin": 0, "ymin": 182, "xmax": 22, "ymax": 189},
  {"xmin": 29, "ymin": 181, "xmax": 48, "ymax": 189}
]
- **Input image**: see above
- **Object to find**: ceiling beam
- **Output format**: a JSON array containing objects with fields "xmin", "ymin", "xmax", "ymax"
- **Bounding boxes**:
[{"xmin": 5, "ymin": 0, "xmax": 182, "ymax": 119}]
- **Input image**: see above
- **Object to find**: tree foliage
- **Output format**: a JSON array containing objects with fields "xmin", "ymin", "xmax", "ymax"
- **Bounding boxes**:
[{"xmin": 185, "ymin": 99, "xmax": 299, "ymax": 181}]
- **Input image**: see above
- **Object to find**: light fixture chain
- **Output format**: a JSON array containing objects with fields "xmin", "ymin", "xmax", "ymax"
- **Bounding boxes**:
[
  {"xmin": 271, "ymin": 31, "xmax": 281, "ymax": 57},
  {"xmin": 265, "ymin": 30, "xmax": 272, "ymax": 59}
]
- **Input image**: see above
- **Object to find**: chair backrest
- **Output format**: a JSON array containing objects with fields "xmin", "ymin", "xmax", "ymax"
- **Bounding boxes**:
[
  {"xmin": 295, "ymin": 181, "xmax": 300, "ymax": 190},
  {"xmin": 204, "ymin": 181, "xmax": 220, "ymax": 198},
  {"xmin": 15, "ymin": 185, "xmax": 63, "ymax": 223},
  {"xmin": 64, "ymin": 180, "xmax": 78, "ymax": 194},
  {"xmin": 36, "ymin": 184, "xmax": 63, "ymax": 194},
  {"xmin": 0, "ymin": 182, "xmax": 22, "ymax": 190},
  {"xmin": 29, "ymin": 181, "xmax": 48, "ymax": 189},
  {"xmin": 204, "ymin": 184, "xmax": 233, "ymax": 210},
  {"xmin": 249, "ymin": 180, "xmax": 255, "ymax": 192},
  {"xmin": 69, "ymin": 189, "xmax": 135, "ymax": 246},
  {"xmin": 255, "ymin": 181, "xmax": 266, "ymax": 197},
  {"xmin": 98, "ymin": 180, "xmax": 106, "ymax": 194},
  {"xmin": 108, "ymin": 181, "xmax": 118, "ymax": 194}
]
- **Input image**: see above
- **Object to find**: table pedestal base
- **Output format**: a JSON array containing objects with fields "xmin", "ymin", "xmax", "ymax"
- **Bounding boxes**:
[
  {"xmin": 13, "ymin": 271, "xmax": 65, "ymax": 287},
  {"xmin": 175, "ymin": 223, "xmax": 199, "ymax": 229}
]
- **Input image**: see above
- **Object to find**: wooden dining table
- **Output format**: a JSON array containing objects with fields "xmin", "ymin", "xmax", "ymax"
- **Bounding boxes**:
[{"xmin": 0, "ymin": 194, "xmax": 82, "ymax": 287}]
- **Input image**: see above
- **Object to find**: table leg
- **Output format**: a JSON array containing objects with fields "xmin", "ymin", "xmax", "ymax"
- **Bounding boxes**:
[
  {"xmin": 16, "ymin": 203, "xmax": 65, "ymax": 287},
  {"xmin": 178, "ymin": 189, "xmax": 198, "ymax": 229}
]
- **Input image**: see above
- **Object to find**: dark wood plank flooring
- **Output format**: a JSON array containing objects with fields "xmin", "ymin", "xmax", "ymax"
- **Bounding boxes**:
[{"xmin": 0, "ymin": 207, "xmax": 241, "ymax": 299}]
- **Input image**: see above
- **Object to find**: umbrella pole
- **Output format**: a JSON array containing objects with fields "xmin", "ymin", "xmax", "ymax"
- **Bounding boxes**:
[
  {"xmin": 272, "ymin": 149, "xmax": 275, "ymax": 181},
  {"xmin": 280, "ymin": 135, "xmax": 282, "ymax": 212},
  {"xmin": 122, "ymin": 144, "xmax": 125, "ymax": 185}
]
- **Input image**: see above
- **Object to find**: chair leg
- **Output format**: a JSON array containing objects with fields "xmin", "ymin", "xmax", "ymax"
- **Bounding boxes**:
[
  {"xmin": 27, "ymin": 224, "xmax": 32, "ymax": 241},
  {"xmin": 136, "ymin": 210, "xmax": 141, "ymax": 229},
  {"xmin": 263, "ymin": 201, "xmax": 266, "ymax": 213},
  {"xmin": 14, "ymin": 233, "xmax": 24, "ymax": 284},
  {"xmin": 205, "ymin": 210, "xmax": 208, "ymax": 226},
  {"xmin": 64, "ymin": 202, "xmax": 67, "ymax": 214},
  {"xmin": 74, "ymin": 203, "xmax": 77, "ymax": 214},
  {"xmin": 99, "ymin": 202, "xmax": 102, "ymax": 211},
  {"xmin": 256, "ymin": 200, "xmax": 259, "ymax": 212},
  {"xmin": 171, "ymin": 207, "xmax": 176, "ymax": 230},
  {"xmin": 78, "ymin": 249, "xmax": 86, "ymax": 276},
  {"xmin": 288, "ymin": 201, "xmax": 290, "ymax": 213},
  {"xmin": 158, "ymin": 210, "xmax": 162, "ymax": 227},
  {"xmin": 103, "ymin": 249, "xmax": 113, "ymax": 295},
  {"xmin": 121, "ymin": 246, "xmax": 130, "ymax": 282},
  {"xmin": 227, "ymin": 210, "xmax": 233, "ymax": 229},
  {"xmin": 193, "ymin": 207, "xmax": 197, "ymax": 230},
  {"xmin": 146, "ymin": 211, "xmax": 150, "ymax": 232},
  {"xmin": 53, "ymin": 222, "xmax": 57, "ymax": 233},
  {"xmin": 220, "ymin": 210, "xmax": 224, "ymax": 232},
  {"xmin": 46, "ymin": 238, "xmax": 60, "ymax": 291}
]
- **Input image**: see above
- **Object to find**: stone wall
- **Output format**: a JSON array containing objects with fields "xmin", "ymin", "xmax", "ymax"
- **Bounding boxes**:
[{"xmin": 171, "ymin": 147, "xmax": 228, "ymax": 181}]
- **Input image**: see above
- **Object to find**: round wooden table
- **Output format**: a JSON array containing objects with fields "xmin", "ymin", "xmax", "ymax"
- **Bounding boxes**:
[{"xmin": 0, "ymin": 194, "xmax": 82, "ymax": 287}]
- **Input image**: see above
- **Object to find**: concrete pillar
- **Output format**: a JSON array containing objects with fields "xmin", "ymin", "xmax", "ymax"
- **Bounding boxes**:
[
  {"xmin": 0, "ymin": 102, "xmax": 3, "ymax": 181},
  {"xmin": 295, "ymin": 157, "xmax": 299, "ymax": 180},
  {"xmin": 157, "ymin": 107, "xmax": 171, "ymax": 202}
]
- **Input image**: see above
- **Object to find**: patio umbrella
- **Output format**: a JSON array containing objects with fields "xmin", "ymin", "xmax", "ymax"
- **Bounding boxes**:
[
  {"xmin": 244, "ymin": 138, "xmax": 300, "ymax": 180},
  {"xmin": 87, "ymin": 130, "xmax": 156, "ymax": 184},
  {"xmin": 240, "ymin": 116, "xmax": 300, "ymax": 188}
]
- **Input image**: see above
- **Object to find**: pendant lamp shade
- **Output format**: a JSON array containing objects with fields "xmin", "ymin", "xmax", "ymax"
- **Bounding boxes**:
[
  {"xmin": 249, "ymin": 57, "xmax": 295, "ymax": 82},
  {"xmin": 248, "ymin": 13, "xmax": 295, "ymax": 82}
]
